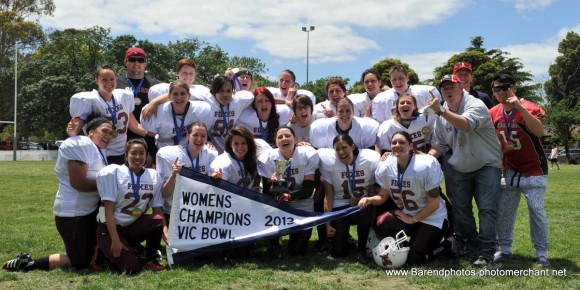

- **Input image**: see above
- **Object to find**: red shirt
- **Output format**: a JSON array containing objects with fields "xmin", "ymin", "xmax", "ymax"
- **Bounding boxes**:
[{"xmin": 489, "ymin": 100, "xmax": 548, "ymax": 176}]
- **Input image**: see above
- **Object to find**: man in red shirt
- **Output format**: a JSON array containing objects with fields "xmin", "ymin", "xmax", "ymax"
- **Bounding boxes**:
[{"xmin": 488, "ymin": 72, "xmax": 550, "ymax": 267}]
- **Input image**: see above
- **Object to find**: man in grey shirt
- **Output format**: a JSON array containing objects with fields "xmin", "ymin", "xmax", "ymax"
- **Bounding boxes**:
[{"xmin": 427, "ymin": 74, "xmax": 502, "ymax": 267}]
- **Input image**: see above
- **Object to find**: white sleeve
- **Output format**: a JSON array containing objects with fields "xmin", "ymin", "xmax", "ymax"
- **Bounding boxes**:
[
  {"xmin": 303, "ymin": 146, "xmax": 319, "ymax": 175},
  {"xmin": 69, "ymin": 92, "xmax": 93, "ymax": 120},
  {"xmin": 150, "ymin": 170, "xmax": 164, "ymax": 208},
  {"xmin": 96, "ymin": 165, "xmax": 120, "ymax": 202}
]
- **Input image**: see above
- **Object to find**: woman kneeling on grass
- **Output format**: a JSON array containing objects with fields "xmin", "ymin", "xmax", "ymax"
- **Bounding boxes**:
[
  {"xmin": 3, "ymin": 117, "xmax": 113, "ymax": 272},
  {"xmin": 95, "ymin": 138, "xmax": 166, "ymax": 273}
]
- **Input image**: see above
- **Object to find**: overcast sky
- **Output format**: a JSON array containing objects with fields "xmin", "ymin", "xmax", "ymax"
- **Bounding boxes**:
[{"xmin": 38, "ymin": 0, "xmax": 579, "ymax": 85}]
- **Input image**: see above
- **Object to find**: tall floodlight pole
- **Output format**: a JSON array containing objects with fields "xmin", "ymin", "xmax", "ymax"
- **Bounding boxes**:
[
  {"xmin": 13, "ymin": 42, "xmax": 18, "ymax": 161},
  {"xmin": 301, "ymin": 26, "xmax": 315, "ymax": 84}
]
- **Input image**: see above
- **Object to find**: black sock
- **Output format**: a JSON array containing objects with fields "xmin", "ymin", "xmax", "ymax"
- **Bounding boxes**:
[{"xmin": 24, "ymin": 257, "xmax": 50, "ymax": 271}]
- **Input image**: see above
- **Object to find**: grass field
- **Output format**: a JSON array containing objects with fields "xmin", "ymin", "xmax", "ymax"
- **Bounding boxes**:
[{"xmin": 0, "ymin": 161, "xmax": 578, "ymax": 290}]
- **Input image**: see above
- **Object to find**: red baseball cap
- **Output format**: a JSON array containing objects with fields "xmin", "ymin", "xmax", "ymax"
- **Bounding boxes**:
[
  {"xmin": 125, "ymin": 47, "xmax": 146, "ymax": 59},
  {"xmin": 453, "ymin": 62, "xmax": 472, "ymax": 74}
]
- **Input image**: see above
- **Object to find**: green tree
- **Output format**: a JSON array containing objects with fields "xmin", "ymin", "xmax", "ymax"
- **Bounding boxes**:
[
  {"xmin": 433, "ymin": 36, "xmax": 539, "ymax": 103},
  {"xmin": 1, "ymin": 0, "xmax": 54, "ymax": 124},
  {"xmin": 371, "ymin": 58, "xmax": 419, "ymax": 87},
  {"xmin": 543, "ymin": 31, "xmax": 580, "ymax": 161}
]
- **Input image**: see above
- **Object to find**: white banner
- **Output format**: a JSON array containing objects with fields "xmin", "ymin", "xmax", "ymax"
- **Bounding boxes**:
[{"xmin": 166, "ymin": 168, "xmax": 359, "ymax": 265}]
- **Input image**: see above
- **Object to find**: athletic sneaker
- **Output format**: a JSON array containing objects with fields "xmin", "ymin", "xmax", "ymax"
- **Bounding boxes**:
[
  {"xmin": 536, "ymin": 256, "xmax": 551, "ymax": 267},
  {"xmin": 472, "ymin": 256, "xmax": 492, "ymax": 267},
  {"xmin": 2, "ymin": 253, "xmax": 31, "ymax": 272},
  {"xmin": 493, "ymin": 251, "xmax": 513, "ymax": 262},
  {"xmin": 144, "ymin": 261, "xmax": 165, "ymax": 271}
]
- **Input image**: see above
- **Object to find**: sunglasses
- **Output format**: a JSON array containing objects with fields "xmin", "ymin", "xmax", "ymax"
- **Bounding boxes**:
[
  {"xmin": 492, "ymin": 84, "xmax": 512, "ymax": 92},
  {"xmin": 127, "ymin": 57, "xmax": 146, "ymax": 63}
]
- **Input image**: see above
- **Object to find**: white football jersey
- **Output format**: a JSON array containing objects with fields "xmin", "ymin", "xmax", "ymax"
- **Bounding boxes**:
[
  {"xmin": 156, "ymin": 144, "xmax": 218, "ymax": 214},
  {"xmin": 375, "ymin": 154, "xmax": 447, "ymax": 229},
  {"xmin": 53, "ymin": 136, "xmax": 107, "ymax": 217},
  {"xmin": 235, "ymin": 105, "xmax": 292, "ymax": 145},
  {"xmin": 148, "ymin": 83, "xmax": 211, "ymax": 102},
  {"xmin": 371, "ymin": 85, "xmax": 442, "ymax": 123},
  {"xmin": 202, "ymin": 91, "xmax": 254, "ymax": 154},
  {"xmin": 309, "ymin": 116, "xmax": 379, "ymax": 149},
  {"xmin": 376, "ymin": 114, "xmax": 436, "ymax": 152},
  {"xmin": 347, "ymin": 92, "xmax": 372, "ymax": 118},
  {"xmin": 211, "ymin": 153, "xmax": 261, "ymax": 191},
  {"xmin": 96, "ymin": 164, "xmax": 163, "ymax": 227},
  {"xmin": 69, "ymin": 89, "xmax": 135, "ymax": 156},
  {"xmin": 141, "ymin": 100, "xmax": 211, "ymax": 149},
  {"xmin": 313, "ymin": 100, "xmax": 337, "ymax": 119},
  {"xmin": 267, "ymin": 87, "xmax": 317, "ymax": 107},
  {"xmin": 318, "ymin": 148, "xmax": 380, "ymax": 208},
  {"xmin": 258, "ymin": 146, "xmax": 319, "ymax": 211}
]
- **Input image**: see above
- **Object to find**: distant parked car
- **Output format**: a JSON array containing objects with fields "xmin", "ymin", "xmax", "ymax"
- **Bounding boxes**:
[
  {"xmin": 557, "ymin": 148, "xmax": 580, "ymax": 164},
  {"xmin": 0, "ymin": 141, "xmax": 24, "ymax": 150}
]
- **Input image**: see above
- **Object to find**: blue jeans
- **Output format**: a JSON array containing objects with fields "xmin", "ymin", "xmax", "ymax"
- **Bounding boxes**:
[{"xmin": 451, "ymin": 165, "xmax": 500, "ymax": 261}]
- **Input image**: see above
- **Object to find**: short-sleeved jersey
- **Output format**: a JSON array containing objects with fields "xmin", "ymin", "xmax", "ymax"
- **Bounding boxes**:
[
  {"xmin": 141, "ymin": 100, "xmax": 211, "ymax": 149},
  {"xmin": 267, "ymin": 87, "xmax": 317, "ymax": 107},
  {"xmin": 258, "ymin": 146, "xmax": 319, "ymax": 211},
  {"xmin": 156, "ymin": 144, "xmax": 218, "ymax": 214},
  {"xmin": 211, "ymin": 153, "xmax": 261, "ymax": 192},
  {"xmin": 489, "ymin": 100, "xmax": 548, "ymax": 176},
  {"xmin": 347, "ymin": 92, "xmax": 372, "ymax": 118},
  {"xmin": 309, "ymin": 117, "xmax": 379, "ymax": 149},
  {"xmin": 372, "ymin": 85, "xmax": 442, "ymax": 123},
  {"xmin": 69, "ymin": 89, "xmax": 135, "ymax": 156},
  {"xmin": 235, "ymin": 105, "xmax": 292, "ymax": 145},
  {"xmin": 148, "ymin": 83, "xmax": 211, "ymax": 102},
  {"xmin": 318, "ymin": 148, "xmax": 380, "ymax": 208},
  {"xmin": 203, "ymin": 91, "xmax": 254, "ymax": 154},
  {"xmin": 96, "ymin": 164, "xmax": 163, "ymax": 227},
  {"xmin": 53, "ymin": 136, "xmax": 107, "ymax": 217},
  {"xmin": 375, "ymin": 154, "xmax": 446, "ymax": 228},
  {"xmin": 376, "ymin": 114, "xmax": 436, "ymax": 152}
]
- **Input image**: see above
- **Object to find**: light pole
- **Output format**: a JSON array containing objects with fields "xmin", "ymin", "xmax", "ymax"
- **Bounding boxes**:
[{"xmin": 302, "ymin": 26, "xmax": 315, "ymax": 84}]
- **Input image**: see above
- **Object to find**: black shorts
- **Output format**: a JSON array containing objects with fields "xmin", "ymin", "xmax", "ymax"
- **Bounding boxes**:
[{"xmin": 54, "ymin": 209, "xmax": 98, "ymax": 270}]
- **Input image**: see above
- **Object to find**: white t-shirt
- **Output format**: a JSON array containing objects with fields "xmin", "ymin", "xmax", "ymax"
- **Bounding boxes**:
[
  {"xmin": 258, "ymin": 146, "xmax": 319, "ymax": 211},
  {"xmin": 53, "ymin": 136, "xmax": 107, "ymax": 217},
  {"xmin": 375, "ymin": 154, "xmax": 447, "ymax": 229},
  {"xmin": 156, "ymin": 144, "xmax": 218, "ymax": 214},
  {"xmin": 141, "ymin": 100, "xmax": 211, "ymax": 149},
  {"xmin": 318, "ymin": 148, "xmax": 380, "ymax": 208},
  {"xmin": 69, "ymin": 89, "xmax": 135, "ymax": 156},
  {"xmin": 96, "ymin": 164, "xmax": 163, "ymax": 227},
  {"xmin": 309, "ymin": 116, "xmax": 379, "ymax": 149}
]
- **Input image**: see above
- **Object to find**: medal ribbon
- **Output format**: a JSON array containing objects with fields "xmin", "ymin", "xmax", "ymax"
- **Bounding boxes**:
[
  {"xmin": 185, "ymin": 145, "xmax": 201, "ymax": 172},
  {"xmin": 502, "ymin": 109, "xmax": 514, "ymax": 143},
  {"xmin": 235, "ymin": 159, "xmax": 247, "ymax": 188},
  {"xmin": 98, "ymin": 92, "xmax": 117, "ymax": 128},
  {"xmin": 396, "ymin": 154, "xmax": 413, "ymax": 195},
  {"xmin": 344, "ymin": 158, "xmax": 357, "ymax": 197},
  {"xmin": 220, "ymin": 103, "xmax": 231, "ymax": 135},
  {"xmin": 125, "ymin": 74, "xmax": 145, "ymax": 97},
  {"xmin": 171, "ymin": 102, "xmax": 191, "ymax": 144},
  {"xmin": 129, "ymin": 169, "xmax": 141, "ymax": 203},
  {"xmin": 258, "ymin": 119, "xmax": 268, "ymax": 140}
]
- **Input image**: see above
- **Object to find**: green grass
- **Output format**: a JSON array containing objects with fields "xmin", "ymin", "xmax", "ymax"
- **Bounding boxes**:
[{"xmin": 0, "ymin": 161, "xmax": 578, "ymax": 289}]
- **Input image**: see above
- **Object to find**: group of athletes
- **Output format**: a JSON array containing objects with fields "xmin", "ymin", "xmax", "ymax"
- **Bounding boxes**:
[{"xmin": 2, "ymin": 46, "xmax": 551, "ymax": 274}]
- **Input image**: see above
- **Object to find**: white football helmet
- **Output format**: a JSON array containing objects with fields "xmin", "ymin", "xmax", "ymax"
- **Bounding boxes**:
[
  {"xmin": 365, "ymin": 228, "xmax": 381, "ymax": 258},
  {"xmin": 372, "ymin": 230, "xmax": 410, "ymax": 269}
]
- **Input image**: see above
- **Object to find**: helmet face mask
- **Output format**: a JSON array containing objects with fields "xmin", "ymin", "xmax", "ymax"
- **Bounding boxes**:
[{"xmin": 372, "ymin": 230, "xmax": 410, "ymax": 269}]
